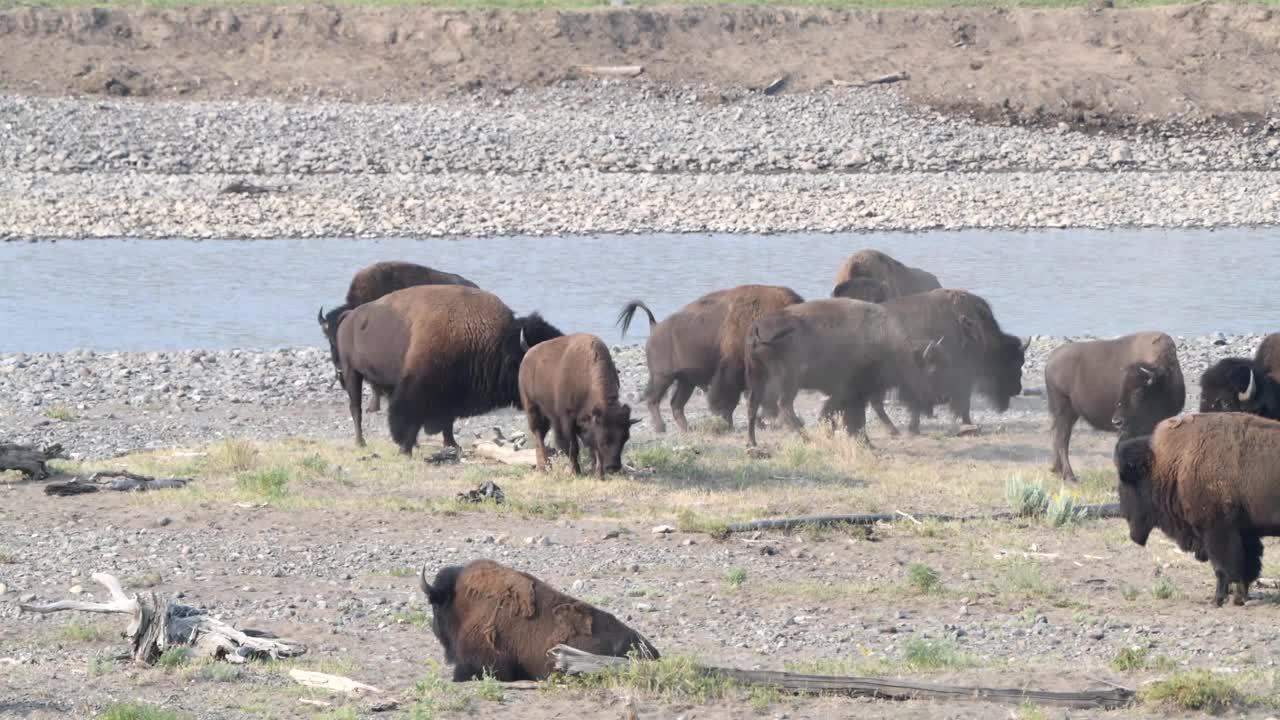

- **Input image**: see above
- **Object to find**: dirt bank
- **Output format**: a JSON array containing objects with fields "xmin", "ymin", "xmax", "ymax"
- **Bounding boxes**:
[{"xmin": 1, "ymin": 4, "xmax": 1278, "ymax": 129}]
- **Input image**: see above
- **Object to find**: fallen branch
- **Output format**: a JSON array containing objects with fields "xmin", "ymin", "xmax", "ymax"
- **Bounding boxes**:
[
  {"xmin": 19, "ymin": 572, "xmax": 304, "ymax": 664},
  {"xmin": 723, "ymin": 504, "xmax": 1121, "ymax": 535},
  {"xmin": 45, "ymin": 470, "xmax": 191, "ymax": 496},
  {"xmin": 289, "ymin": 669, "xmax": 382, "ymax": 695},
  {"xmin": 471, "ymin": 441, "xmax": 539, "ymax": 469},
  {"xmin": 549, "ymin": 646, "xmax": 1132, "ymax": 709},
  {"xmin": 833, "ymin": 70, "xmax": 911, "ymax": 88},
  {"xmin": 0, "ymin": 442, "xmax": 67, "ymax": 480},
  {"xmin": 575, "ymin": 65, "xmax": 644, "ymax": 78}
]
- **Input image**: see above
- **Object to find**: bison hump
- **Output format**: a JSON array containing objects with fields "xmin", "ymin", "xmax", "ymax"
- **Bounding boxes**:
[
  {"xmin": 461, "ymin": 562, "xmax": 538, "ymax": 620},
  {"xmin": 550, "ymin": 602, "xmax": 595, "ymax": 644}
]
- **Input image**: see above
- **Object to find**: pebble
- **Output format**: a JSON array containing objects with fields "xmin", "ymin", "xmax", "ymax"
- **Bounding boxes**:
[
  {"xmin": 651, "ymin": 525, "xmax": 675, "ymax": 535},
  {"xmin": 68, "ymin": 585, "xmax": 83, "ymax": 595}
]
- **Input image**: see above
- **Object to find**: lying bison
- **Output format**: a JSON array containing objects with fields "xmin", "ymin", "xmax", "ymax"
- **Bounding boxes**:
[
  {"xmin": 319, "ymin": 261, "xmax": 479, "ymax": 412},
  {"xmin": 1044, "ymin": 332, "xmax": 1185, "ymax": 483},
  {"xmin": 419, "ymin": 559, "xmax": 660, "ymax": 681},
  {"xmin": 1115, "ymin": 412, "xmax": 1280, "ymax": 607},
  {"xmin": 1199, "ymin": 358, "xmax": 1280, "ymax": 419},
  {"xmin": 519, "ymin": 333, "xmax": 639, "ymax": 478},
  {"xmin": 335, "ymin": 285, "xmax": 562, "ymax": 453},
  {"xmin": 866, "ymin": 289, "xmax": 1026, "ymax": 435},
  {"xmin": 831, "ymin": 249, "xmax": 940, "ymax": 299},
  {"xmin": 831, "ymin": 277, "xmax": 890, "ymax": 303},
  {"xmin": 744, "ymin": 298, "xmax": 948, "ymax": 447},
  {"xmin": 616, "ymin": 284, "xmax": 803, "ymax": 432}
]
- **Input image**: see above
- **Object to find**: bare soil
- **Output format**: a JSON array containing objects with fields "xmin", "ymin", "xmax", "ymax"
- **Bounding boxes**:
[{"xmin": 1, "ymin": 4, "xmax": 1279, "ymax": 128}]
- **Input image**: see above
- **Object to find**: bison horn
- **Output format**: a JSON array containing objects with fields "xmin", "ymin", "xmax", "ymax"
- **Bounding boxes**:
[
  {"xmin": 317, "ymin": 306, "xmax": 326, "ymax": 327},
  {"xmin": 418, "ymin": 566, "xmax": 432, "ymax": 599},
  {"xmin": 519, "ymin": 327, "xmax": 530, "ymax": 352},
  {"xmin": 1240, "ymin": 368, "xmax": 1256, "ymax": 402}
]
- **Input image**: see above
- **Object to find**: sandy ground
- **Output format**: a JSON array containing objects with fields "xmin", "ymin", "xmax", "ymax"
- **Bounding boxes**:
[{"xmin": 1, "ymin": 4, "xmax": 1278, "ymax": 129}]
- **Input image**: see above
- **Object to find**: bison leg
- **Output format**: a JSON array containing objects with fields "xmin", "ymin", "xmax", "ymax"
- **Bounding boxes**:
[
  {"xmin": 644, "ymin": 374, "xmax": 674, "ymax": 434},
  {"xmin": 526, "ymin": 406, "xmax": 552, "ymax": 472},
  {"xmin": 441, "ymin": 424, "xmax": 460, "ymax": 452},
  {"xmin": 670, "ymin": 380, "xmax": 696, "ymax": 433},
  {"xmin": 1205, "ymin": 527, "xmax": 1247, "ymax": 607},
  {"xmin": 566, "ymin": 423, "xmax": 584, "ymax": 476},
  {"xmin": 948, "ymin": 390, "xmax": 974, "ymax": 426},
  {"xmin": 868, "ymin": 391, "xmax": 901, "ymax": 437},
  {"xmin": 842, "ymin": 393, "xmax": 870, "ymax": 442},
  {"xmin": 1049, "ymin": 403, "xmax": 1079, "ymax": 482},
  {"xmin": 344, "ymin": 367, "xmax": 366, "ymax": 448}
]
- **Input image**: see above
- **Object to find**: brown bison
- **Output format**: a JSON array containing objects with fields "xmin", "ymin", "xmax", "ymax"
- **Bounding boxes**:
[
  {"xmin": 419, "ymin": 559, "xmax": 660, "ymax": 681},
  {"xmin": 319, "ymin": 261, "xmax": 479, "ymax": 412},
  {"xmin": 743, "ymin": 298, "xmax": 948, "ymax": 447},
  {"xmin": 1199, "ymin": 358, "xmax": 1280, "ymax": 419},
  {"xmin": 1115, "ymin": 412, "xmax": 1280, "ymax": 606},
  {"xmin": 831, "ymin": 249, "xmax": 941, "ymax": 299},
  {"xmin": 831, "ymin": 277, "xmax": 890, "ymax": 303},
  {"xmin": 519, "ymin": 333, "xmax": 639, "ymax": 478},
  {"xmin": 616, "ymin": 285, "xmax": 803, "ymax": 432},
  {"xmin": 1254, "ymin": 333, "xmax": 1280, "ymax": 380},
  {"xmin": 335, "ymin": 285, "xmax": 562, "ymax": 453},
  {"xmin": 865, "ymin": 289, "xmax": 1026, "ymax": 435},
  {"xmin": 1044, "ymin": 332, "xmax": 1185, "ymax": 483}
]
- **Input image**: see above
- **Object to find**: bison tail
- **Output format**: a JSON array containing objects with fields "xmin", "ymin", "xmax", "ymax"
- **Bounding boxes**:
[{"xmin": 616, "ymin": 300, "xmax": 657, "ymax": 338}]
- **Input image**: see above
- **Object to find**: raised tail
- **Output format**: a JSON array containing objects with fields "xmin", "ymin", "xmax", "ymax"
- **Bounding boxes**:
[{"xmin": 616, "ymin": 300, "xmax": 658, "ymax": 338}]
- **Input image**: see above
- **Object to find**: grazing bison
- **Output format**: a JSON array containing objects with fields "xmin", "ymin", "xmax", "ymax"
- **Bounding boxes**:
[
  {"xmin": 866, "ymin": 289, "xmax": 1026, "ymax": 435},
  {"xmin": 419, "ymin": 560, "xmax": 660, "ymax": 681},
  {"xmin": 1044, "ymin": 332, "xmax": 1185, "ymax": 483},
  {"xmin": 1199, "ymin": 358, "xmax": 1280, "ymax": 419},
  {"xmin": 743, "ymin": 298, "xmax": 948, "ymax": 447},
  {"xmin": 335, "ymin": 285, "xmax": 562, "ymax": 453},
  {"xmin": 1115, "ymin": 412, "xmax": 1280, "ymax": 606},
  {"xmin": 519, "ymin": 333, "xmax": 639, "ymax": 478},
  {"xmin": 831, "ymin": 249, "xmax": 941, "ymax": 299},
  {"xmin": 616, "ymin": 285, "xmax": 803, "ymax": 432},
  {"xmin": 319, "ymin": 261, "xmax": 479, "ymax": 412}
]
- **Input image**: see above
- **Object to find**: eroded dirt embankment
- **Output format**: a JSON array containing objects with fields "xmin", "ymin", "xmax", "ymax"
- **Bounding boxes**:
[{"xmin": 1, "ymin": 4, "xmax": 1278, "ymax": 128}]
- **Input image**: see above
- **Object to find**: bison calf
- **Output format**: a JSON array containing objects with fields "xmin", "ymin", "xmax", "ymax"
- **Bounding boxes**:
[
  {"xmin": 1044, "ymin": 332, "xmax": 1185, "ymax": 482},
  {"xmin": 519, "ymin": 333, "xmax": 639, "ymax": 478},
  {"xmin": 419, "ymin": 560, "xmax": 660, "ymax": 681},
  {"xmin": 1115, "ymin": 413, "xmax": 1280, "ymax": 607}
]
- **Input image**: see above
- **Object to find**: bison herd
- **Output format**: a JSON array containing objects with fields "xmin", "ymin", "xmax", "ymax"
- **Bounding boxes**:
[{"xmin": 318, "ymin": 253, "xmax": 1280, "ymax": 624}]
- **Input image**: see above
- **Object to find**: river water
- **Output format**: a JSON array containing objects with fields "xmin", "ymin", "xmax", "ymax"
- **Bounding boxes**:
[{"xmin": 0, "ymin": 229, "xmax": 1273, "ymax": 352}]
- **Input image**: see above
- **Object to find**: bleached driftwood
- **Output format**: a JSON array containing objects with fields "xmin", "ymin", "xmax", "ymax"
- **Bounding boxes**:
[
  {"xmin": 19, "ymin": 572, "xmax": 304, "ymax": 664},
  {"xmin": 548, "ymin": 645, "xmax": 1133, "ymax": 709},
  {"xmin": 471, "ymin": 441, "xmax": 539, "ymax": 469},
  {"xmin": 45, "ymin": 470, "xmax": 192, "ymax": 496},
  {"xmin": 722, "ymin": 504, "xmax": 1122, "ymax": 534},
  {"xmin": 575, "ymin": 65, "xmax": 644, "ymax": 78},
  {"xmin": 832, "ymin": 71, "xmax": 911, "ymax": 88},
  {"xmin": 0, "ymin": 442, "xmax": 66, "ymax": 480},
  {"xmin": 289, "ymin": 668, "xmax": 382, "ymax": 695}
]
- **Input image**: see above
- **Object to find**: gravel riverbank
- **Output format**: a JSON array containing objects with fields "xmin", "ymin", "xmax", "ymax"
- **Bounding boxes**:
[
  {"xmin": 0, "ymin": 334, "xmax": 1264, "ymax": 461},
  {"xmin": 2, "ymin": 87, "xmax": 1278, "ymax": 240}
]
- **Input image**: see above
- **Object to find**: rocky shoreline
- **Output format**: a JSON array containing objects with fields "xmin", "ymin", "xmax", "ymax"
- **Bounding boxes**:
[
  {"xmin": 2, "ymin": 87, "xmax": 1278, "ymax": 240},
  {"xmin": 0, "ymin": 334, "xmax": 1265, "ymax": 460}
]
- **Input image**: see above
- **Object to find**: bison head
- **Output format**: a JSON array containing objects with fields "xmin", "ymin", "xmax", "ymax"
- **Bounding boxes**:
[
  {"xmin": 1199, "ymin": 358, "xmax": 1265, "ymax": 414},
  {"xmin": 831, "ymin": 278, "xmax": 890, "ymax": 303},
  {"xmin": 1114, "ymin": 435, "xmax": 1157, "ymax": 546},
  {"xmin": 419, "ymin": 565, "xmax": 463, "ymax": 664},
  {"xmin": 318, "ymin": 305, "xmax": 352, "ymax": 387},
  {"xmin": 582, "ymin": 404, "xmax": 640, "ymax": 478},
  {"xmin": 960, "ymin": 316, "xmax": 1025, "ymax": 412},
  {"xmin": 1112, "ymin": 362, "xmax": 1173, "ymax": 437}
]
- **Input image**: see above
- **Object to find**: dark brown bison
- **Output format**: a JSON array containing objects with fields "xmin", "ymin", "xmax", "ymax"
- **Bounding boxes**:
[
  {"xmin": 419, "ymin": 559, "xmax": 660, "ymax": 681},
  {"xmin": 832, "ymin": 249, "xmax": 941, "ymax": 299},
  {"xmin": 1199, "ymin": 358, "xmax": 1280, "ymax": 419},
  {"xmin": 865, "ymin": 289, "xmax": 1026, "ymax": 435},
  {"xmin": 1254, "ymin": 333, "xmax": 1280, "ymax": 380},
  {"xmin": 743, "ymin": 298, "xmax": 948, "ymax": 447},
  {"xmin": 616, "ymin": 285, "xmax": 803, "ymax": 432},
  {"xmin": 519, "ymin": 333, "xmax": 639, "ymax": 478},
  {"xmin": 1044, "ymin": 332, "xmax": 1185, "ymax": 483},
  {"xmin": 1115, "ymin": 412, "xmax": 1280, "ymax": 606},
  {"xmin": 319, "ymin": 261, "xmax": 479, "ymax": 412},
  {"xmin": 335, "ymin": 285, "xmax": 562, "ymax": 453}
]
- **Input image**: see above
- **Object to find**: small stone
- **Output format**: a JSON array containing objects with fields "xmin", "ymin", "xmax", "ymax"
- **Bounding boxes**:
[
  {"xmin": 603, "ymin": 529, "xmax": 621, "ymax": 540},
  {"xmin": 68, "ymin": 585, "xmax": 84, "ymax": 595},
  {"xmin": 958, "ymin": 605, "xmax": 969, "ymax": 616},
  {"xmin": 1088, "ymin": 630, "xmax": 1105, "ymax": 640},
  {"xmin": 759, "ymin": 545, "xmax": 778, "ymax": 556},
  {"xmin": 572, "ymin": 579, "xmax": 585, "ymax": 592},
  {"xmin": 537, "ymin": 536, "xmax": 554, "ymax": 547},
  {"xmin": 682, "ymin": 538, "xmax": 696, "ymax": 546},
  {"xmin": 635, "ymin": 603, "xmax": 654, "ymax": 612},
  {"xmin": 20, "ymin": 593, "xmax": 36, "ymax": 603},
  {"xmin": 628, "ymin": 564, "xmax": 641, "ymax": 574},
  {"xmin": 651, "ymin": 525, "xmax": 675, "ymax": 535},
  {"xmin": 155, "ymin": 517, "xmax": 172, "ymax": 527},
  {"xmin": 0, "ymin": 583, "xmax": 7, "ymax": 595}
]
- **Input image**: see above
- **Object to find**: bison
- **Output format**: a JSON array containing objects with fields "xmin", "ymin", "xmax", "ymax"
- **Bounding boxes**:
[
  {"xmin": 865, "ymin": 289, "xmax": 1026, "ymax": 435},
  {"xmin": 335, "ymin": 285, "xmax": 562, "ymax": 453},
  {"xmin": 1115, "ymin": 412, "xmax": 1280, "ymax": 606},
  {"xmin": 831, "ymin": 249, "xmax": 941, "ymax": 299},
  {"xmin": 743, "ymin": 298, "xmax": 948, "ymax": 447},
  {"xmin": 519, "ymin": 333, "xmax": 639, "ymax": 478},
  {"xmin": 1199, "ymin": 358, "xmax": 1280, "ymax": 419},
  {"xmin": 831, "ymin": 277, "xmax": 890, "ymax": 303},
  {"xmin": 1254, "ymin": 333, "xmax": 1280, "ymax": 380},
  {"xmin": 319, "ymin": 261, "xmax": 479, "ymax": 412},
  {"xmin": 616, "ymin": 285, "xmax": 803, "ymax": 432},
  {"xmin": 1044, "ymin": 332, "xmax": 1185, "ymax": 483},
  {"xmin": 419, "ymin": 559, "xmax": 660, "ymax": 681}
]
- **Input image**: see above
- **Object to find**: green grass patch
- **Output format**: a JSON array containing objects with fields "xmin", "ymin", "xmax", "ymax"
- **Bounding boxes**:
[
  {"xmin": 387, "ymin": 566, "xmax": 418, "ymax": 578},
  {"xmin": 44, "ymin": 405, "xmax": 78, "ymax": 422},
  {"xmin": 156, "ymin": 647, "xmax": 191, "ymax": 671},
  {"xmin": 473, "ymin": 672, "xmax": 505, "ymax": 702},
  {"xmin": 395, "ymin": 610, "xmax": 432, "ymax": 629},
  {"xmin": 198, "ymin": 662, "xmax": 244, "ymax": 682},
  {"xmin": 1110, "ymin": 646, "xmax": 1178, "ymax": 673},
  {"xmin": 1017, "ymin": 702, "xmax": 1047, "ymax": 720},
  {"xmin": 906, "ymin": 563, "xmax": 942, "ymax": 594},
  {"xmin": 410, "ymin": 660, "xmax": 475, "ymax": 718},
  {"xmin": 724, "ymin": 567, "xmax": 747, "ymax": 589},
  {"xmin": 1005, "ymin": 475, "xmax": 1049, "ymax": 518},
  {"xmin": 208, "ymin": 439, "xmax": 259, "ymax": 474},
  {"xmin": 567, "ymin": 654, "xmax": 732, "ymax": 702},
  {"xmin": 1151, "ymin": 577, "xmax": 1178, "ymax": 600},
  {"xmin": 237, "ymin": 467, "xmax": 289, "ymax": 499},
  {"xmin": 902, "ymin": 638, "xmax": 969, "ymax": 671},
  {"xmin": 1140, "ymin": 670, "xmax": 1245, "ymax": 712},
  {"xmin": 1045, "ymin": 488, "xmax": 1086, "ymax": 527},
  {"xmin": 0, "ymin": 548, "xmax": 16, "ymax": 564},
  {"xmin": 88, "ymin": 653, "xmax": 116, "ymax": 677},
  {"xmin": 59, "ymin": 621, "xmax": 114, "ymax": 643},
  {"xmin": 675, "ymin": 508, "xmax": 732, "ymax": 538},
  {"xmin": 96, "ymin": 703, "xmax": 184, "ymax": 720},
  {"xmin": 996, "ymin": 559, "xmax": 1057, "ymax": 600}
]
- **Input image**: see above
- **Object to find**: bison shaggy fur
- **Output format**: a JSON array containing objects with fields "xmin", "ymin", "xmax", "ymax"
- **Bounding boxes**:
[
  {"xmin": 336, "ymin": 285, "xmax": 561, "ymax": 453},
  {"xmin": 616, "ymin": 284, "xmax": 803, "ymax": 432},
  {"xmin": 1199, "ymin": 357, "xmax": 1280, "ymax": 421},
  {"xmin": 831, "ymin": 249, "xmax": 941, "ymax": 299},
  {"xmin": 519, "ymin": 333, "xmax": 639, "ymax": 478},
  {"xmin": 1044, "ymin": 331, "xmax": 1185, "ymax": 483},
  {"xmin": 1115, "ymin": 412, "xmax": 1280, "ymax": 606},
  {"xmin": 420, "ymin": 559, "xmax": 660, "ymax": 681}
]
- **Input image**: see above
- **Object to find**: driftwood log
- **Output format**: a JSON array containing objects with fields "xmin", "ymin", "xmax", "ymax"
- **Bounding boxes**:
[
  {"xmin": 45, "ymin": 470, "xmax": 192, "ymax": 496},
  {"xmin": 0, "ymin": 442, "xmax": 66, "ymax": 480},
  {"xmin": 471, "ymin": 441, "xmax": 539, "ymax": 469},
  {"xmin": 548, "ymin": 646, "xmax": 1133, "ymax": 710},
  {"xmin": 19, "ymin": 572, "xmax": 304, "ymax": 664},
  {"xmin": 575, "ymin": 65, "xmax": 644, "ymax": 78},
  {"xmin": 724, "ymin": 504, "xmax": 1122, "ymax": 535}
]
